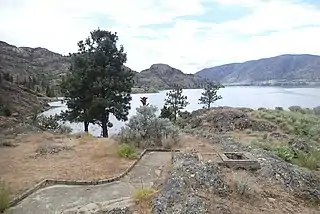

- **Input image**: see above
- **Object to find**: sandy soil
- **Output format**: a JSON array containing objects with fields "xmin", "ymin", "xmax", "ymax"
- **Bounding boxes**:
[{"xmin": 0, "ymin": 132, "xmax": 135, "ymax": 197}]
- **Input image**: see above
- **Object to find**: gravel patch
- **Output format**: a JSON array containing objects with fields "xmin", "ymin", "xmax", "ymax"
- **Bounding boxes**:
[{"xmin": 153, "ymin": 153, "xmax": 230, "ymax": 214}]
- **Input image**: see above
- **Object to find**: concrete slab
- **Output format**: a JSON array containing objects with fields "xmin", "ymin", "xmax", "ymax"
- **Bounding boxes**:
[{"xmin": 218, "ymin": 152, "xmax": 260, "ymax": 170}]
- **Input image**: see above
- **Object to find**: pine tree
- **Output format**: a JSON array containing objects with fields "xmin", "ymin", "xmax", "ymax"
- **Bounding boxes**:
[
  {"xmin": 60, "ymin": 51, "xmax": 94, "ymax": 133},
  {"xmin": 46, "ymin": 85, "xmax": 55, "ymax": 97},
  {"xmin": 163, "ymin": 85, "xmax": 189, "ymax": 122},
  {"xmin": 3, "ymin": 73, "xmax": 10, "ymax": 81},
  {"xmin": 199, "ymin": 82, "xmax": 223, "ymax": 109},
  {"xmin": 61, "ymin": 29, "xmax": 134, "ymax": 137},
  {"xmin": 140, "ymin": 97, "xmax": 148, "ymax": 106}
]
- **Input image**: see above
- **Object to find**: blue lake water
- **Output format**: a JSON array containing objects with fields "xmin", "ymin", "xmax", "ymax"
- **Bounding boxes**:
[{"xmin": 42, "ymin": 87, "xmax": 320, "ymax": 136}]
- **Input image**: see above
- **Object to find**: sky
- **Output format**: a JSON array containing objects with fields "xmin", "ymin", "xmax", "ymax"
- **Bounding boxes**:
[{"xmin": 0, "ymin": 0, "xmax": 320, "ymax": 73}]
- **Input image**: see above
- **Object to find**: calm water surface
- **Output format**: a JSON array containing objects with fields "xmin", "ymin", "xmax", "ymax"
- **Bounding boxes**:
[{"xmin": 43, "ymin": 87, "xmax": 320, "ymax": 136}]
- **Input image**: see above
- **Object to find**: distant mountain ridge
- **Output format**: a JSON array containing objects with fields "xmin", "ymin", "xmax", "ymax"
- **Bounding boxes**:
[
  {"xmin": 0, "ymin": 41, "xmax": 204, "ymax": 90},
  {"xmin": 196, "ymin": 54, "xmax": 320, "ymax": 86},
  {"xmin": 0, "ymin": 41, "xmax": 70, "ymax": 81}
]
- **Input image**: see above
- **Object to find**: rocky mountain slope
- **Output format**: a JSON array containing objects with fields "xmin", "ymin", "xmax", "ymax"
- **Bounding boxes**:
[
  {"xmin": 0, "ymin": 41, "xmax": 204, "ymax": 90},
  {"xmin": 0, "ymin": 80, "xmax": 47, "ymax": 117},
  {"xmin": 196, "ymin": 54, "xmax": 320, "ymax": 86},
  {"xmin": 0, "ymin": 41, "xmax": 70, "ymax": 84},
  {"xmin": 134, "ymin": 63, "xmax": 205, "ymax": 90}
]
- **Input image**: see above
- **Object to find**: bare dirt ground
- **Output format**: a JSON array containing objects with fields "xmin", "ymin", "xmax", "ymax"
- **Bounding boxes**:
[
  {"xmin": 2, "ymin": 131, "xmax": 319, "ymax": 213},
  {"xmin": 0, "ymin": 132, "xmax": 135, "ymax": 198}
]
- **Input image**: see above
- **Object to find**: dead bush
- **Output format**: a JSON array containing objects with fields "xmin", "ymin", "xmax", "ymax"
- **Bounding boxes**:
[{"xmin": 35, "ymin": 143, "xmax": 73, "ymax": 155}]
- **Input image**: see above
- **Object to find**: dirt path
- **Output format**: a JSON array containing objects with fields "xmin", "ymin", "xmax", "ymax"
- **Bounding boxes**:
[{"xmin": 7, "ymin": 152, "xmax": 172, "ymax": 214}]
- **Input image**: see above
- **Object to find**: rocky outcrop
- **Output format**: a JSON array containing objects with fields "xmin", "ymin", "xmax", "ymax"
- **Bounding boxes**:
[
  {"xmin": 182, "ymin": 107, "xmax": 320, "ymax": 202},
  {"xmin": 0, "ymin": 81, "xmax": 46, "ymax": 116},
  {"xmin": 135, "ymin": 63, "xmax": 205, "ymax": 90},
  {"xmin": 153, "ymin": 153, "xmax": 230, "ymax": 214},
  {"xmin": 0, "ymin": 41, "xmax": 70, "ymax": 80},
  {"xmin": 185, "ymin": 107, "xmax": 277, "ymax": 133}
]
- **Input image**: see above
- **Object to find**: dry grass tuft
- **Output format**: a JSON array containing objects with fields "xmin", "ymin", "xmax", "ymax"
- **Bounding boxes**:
[{"xmin": 133, "ymin": 187, "xmax": 157, "ymax": 214}]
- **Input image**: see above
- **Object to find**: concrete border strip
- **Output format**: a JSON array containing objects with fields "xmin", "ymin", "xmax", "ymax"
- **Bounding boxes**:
[{"xmin": 8, "ymin": 148, "xmax": 180, "ymax": 208}]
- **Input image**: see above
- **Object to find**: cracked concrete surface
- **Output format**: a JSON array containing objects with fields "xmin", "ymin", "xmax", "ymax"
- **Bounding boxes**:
[{"xmin": 7, "ymin": 152, "xmax": 172, "ymax": 214}]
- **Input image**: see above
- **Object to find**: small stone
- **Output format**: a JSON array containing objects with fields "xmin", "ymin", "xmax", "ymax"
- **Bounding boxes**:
[{"xmin": 268, "ymin": 197, "xmax": 276, "ymax": 203}]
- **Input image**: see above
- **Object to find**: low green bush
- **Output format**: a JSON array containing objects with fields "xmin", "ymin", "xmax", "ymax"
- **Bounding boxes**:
[
  {"xmin": 291, "ymin": 151, "xmax": 320, "ymax": 170},
  {"xmin": 252, "ymin": 108, "xmax": 320, "ymax": 139},
  {"xmin": 273, "ymin": 147, "xmax": 296, "ymax": 162},
  {"xmin": 117, "ymin": 144, "xmax": 137, "ymax": 159}
]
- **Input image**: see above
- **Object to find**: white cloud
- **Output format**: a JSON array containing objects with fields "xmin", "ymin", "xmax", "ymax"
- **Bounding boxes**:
[{"xmin": 0, "ymin": 0, "xmax": 320, "ymax": 73}]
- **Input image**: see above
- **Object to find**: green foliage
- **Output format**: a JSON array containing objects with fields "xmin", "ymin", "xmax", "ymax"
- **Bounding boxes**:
[
  {"xmin": 140, "ymin": 97, "xmax": 148, "ymax": 106},
  {"xmin": 273, "ymin": 147, "xmax": 296, "ymax": 162},
  {"xmin": 133, "ymin": 187, "xmax": 157, "ymax": 201},
  {"xmin": 117, "ymin": 144, "xmax": 137, "ymax": 159},
  {"xmin": 199, "ymin": 82, "xmax": 223, "ymax": 109},
  {"xmin": 60, "ymin": 29, "xmax": 134, "ymax": 137},
  {"xmin": 251, "ymin": 109, "xmax": 320, "ymax": 140},
  {"xmin": 46, "ymin": 85, "xmax": 55, "ymax": 97},
  {"xmin": 35, "ymin": 115, "xmax": 72, "ymax": 134},
  {"xmin": 118, "ymin": 105, "xmax": 179, "ymax": 149},
  {"xmin": 163, "ymin": 85, "xmax": 189, "ymax": 122},
  {"xmin": 291, "ymin": 150, "xmax": 320, "ymax": 170},
  {"xmin": 159, "ymin": 105, "xmax": 174, "ymax": 121},
  {"xmin": 0, "ymin": 182, "xmax": 10, "ymax": 212}
]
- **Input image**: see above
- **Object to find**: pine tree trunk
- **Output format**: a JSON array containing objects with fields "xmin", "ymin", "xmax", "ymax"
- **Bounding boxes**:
[
  {"xmin": 101, "ymin": 112, "xmax": 109, "ymax": 138},
  {"xmin": 84, "ymin": 121, "xmax": 89, "ymax": 132}
]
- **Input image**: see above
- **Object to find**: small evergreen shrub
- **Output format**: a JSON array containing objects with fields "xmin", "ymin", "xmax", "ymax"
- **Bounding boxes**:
[{"xmin": 36, "ymin": 115, "xmax": 72, "ymax": 134}]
